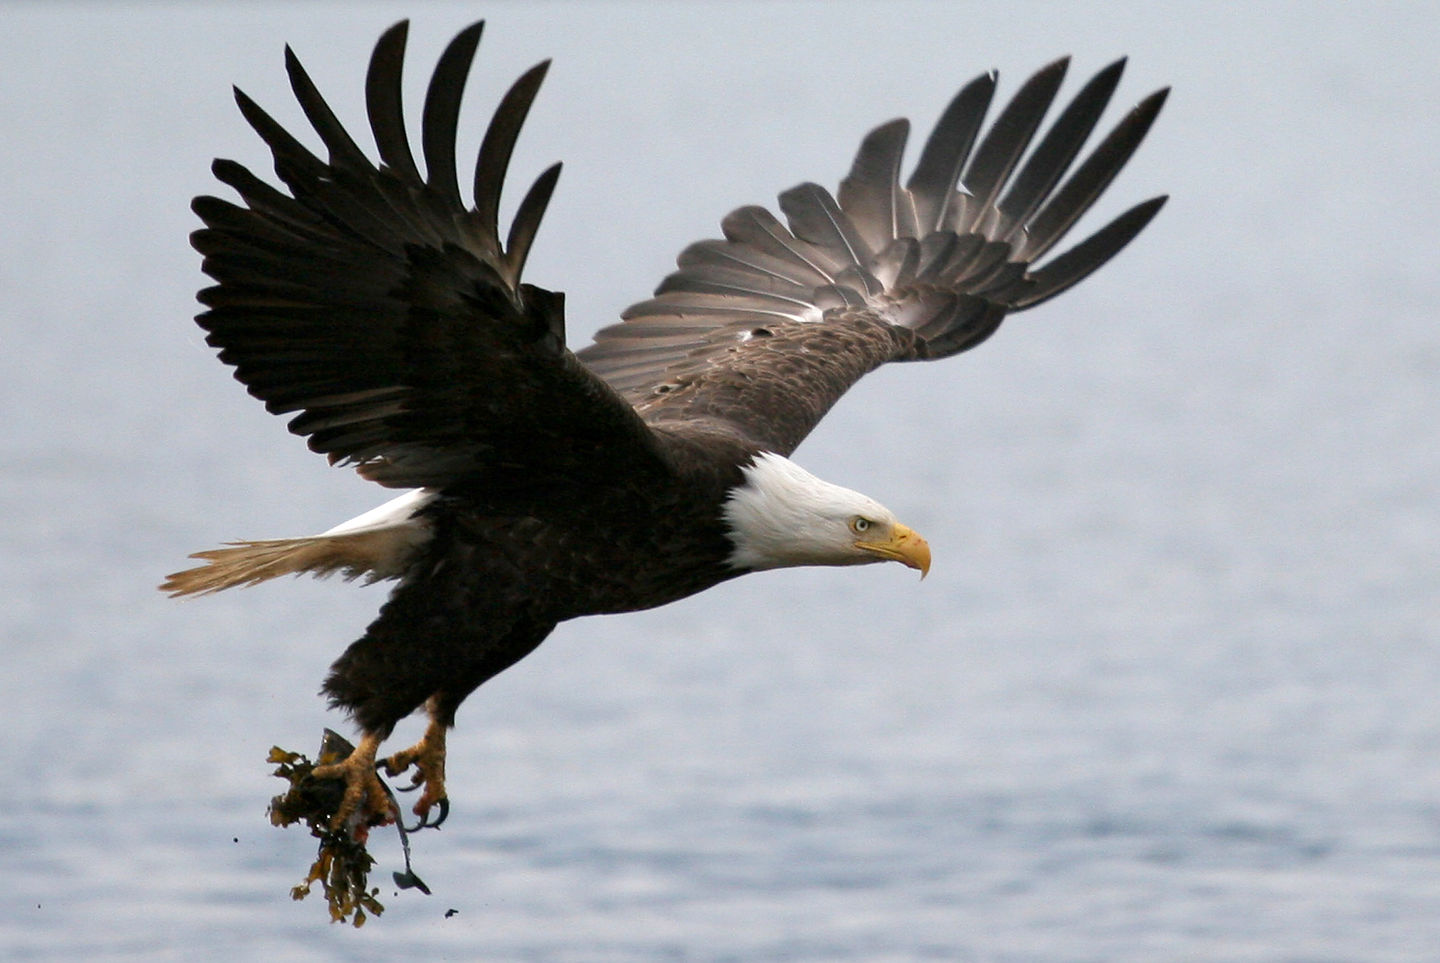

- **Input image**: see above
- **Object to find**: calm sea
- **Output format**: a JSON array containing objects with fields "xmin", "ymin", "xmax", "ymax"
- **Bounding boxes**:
[{"xmin": 2, "ymin": 3, "xmax": 1437, "ymax": 959}]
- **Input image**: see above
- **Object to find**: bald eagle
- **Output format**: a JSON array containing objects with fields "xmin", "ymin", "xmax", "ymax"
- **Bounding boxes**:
[{"xmin": 164, "ymin": 20, "xmax": 1166, "ymax": 832}]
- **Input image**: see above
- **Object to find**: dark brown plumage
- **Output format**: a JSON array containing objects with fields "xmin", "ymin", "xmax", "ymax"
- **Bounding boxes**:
[{"xmin": 165, "ymin": 19, "xmax": 1166, "ymax": 831}]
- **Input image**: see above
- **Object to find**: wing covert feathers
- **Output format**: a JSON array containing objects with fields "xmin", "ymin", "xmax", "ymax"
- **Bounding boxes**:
[{"xmin": 578, "ymin": 58, "xmax": 1168, "ymax": 439}]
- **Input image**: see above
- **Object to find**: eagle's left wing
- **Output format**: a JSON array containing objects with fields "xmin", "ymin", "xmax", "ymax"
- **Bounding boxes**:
[{"xmin": 577, "ymin": 58, "xmax": 1167, "ymax": 457}]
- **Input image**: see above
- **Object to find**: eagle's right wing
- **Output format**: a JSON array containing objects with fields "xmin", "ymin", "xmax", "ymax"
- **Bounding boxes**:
[{"xmin": 192, "ymin": 21, "xmax": 672, "ymax": 496}]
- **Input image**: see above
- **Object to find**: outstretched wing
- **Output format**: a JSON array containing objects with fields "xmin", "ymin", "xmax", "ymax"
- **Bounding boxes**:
[
  {"xmin": 577, "ymin": 58, "xmax": 1168, "ymax": 456},
  {"xmin": 193, "ymin": 21, "xmax": 671, "ymax": 494}
]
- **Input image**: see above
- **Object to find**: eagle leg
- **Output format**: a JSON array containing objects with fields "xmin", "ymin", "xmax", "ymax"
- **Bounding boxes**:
[
  {"xmin": 381, "ymin": 712, "xmax": 449, "ymax": 830},
  {"xmin": 309, "ymin": 731, "xmax": 397, "ymax": 833}
]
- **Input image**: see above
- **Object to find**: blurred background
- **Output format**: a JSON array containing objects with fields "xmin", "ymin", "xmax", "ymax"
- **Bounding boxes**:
[{"xmin": 1, "ymin": 2, "xmax": 1436, "ymax": 959}]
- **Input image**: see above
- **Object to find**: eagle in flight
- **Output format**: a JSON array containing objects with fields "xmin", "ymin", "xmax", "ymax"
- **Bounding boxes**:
[{"xmin": 165, "ymin": 20, "xmax": 1166, "ymax": 833}]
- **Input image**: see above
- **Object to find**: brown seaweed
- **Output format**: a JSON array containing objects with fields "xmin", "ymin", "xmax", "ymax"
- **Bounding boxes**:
[{"xmin": 267, "ymin": 729, "xmax": 430, "ymax": 926}]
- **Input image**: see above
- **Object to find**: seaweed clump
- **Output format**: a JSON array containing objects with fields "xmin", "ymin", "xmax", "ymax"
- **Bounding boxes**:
[{"xmin": 267, "ymin": 729, "xmax": 431, "ymax": 926}]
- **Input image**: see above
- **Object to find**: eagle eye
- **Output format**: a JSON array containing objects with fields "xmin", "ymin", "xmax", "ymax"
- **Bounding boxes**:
[{"xmin": 850, "ymin": 516, "xmax": 872, "ymax": 534}]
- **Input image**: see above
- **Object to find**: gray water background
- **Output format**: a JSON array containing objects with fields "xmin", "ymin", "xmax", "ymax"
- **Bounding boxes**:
[{"xmin": 2, "ymin": 2, "xmax": 1437, "ymax": 959}]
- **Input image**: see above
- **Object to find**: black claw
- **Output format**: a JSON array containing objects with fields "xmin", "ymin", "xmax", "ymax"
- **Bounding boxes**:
[{"xmin": 399, "ymin": 796, "xmax": 450, "ymax": 833}]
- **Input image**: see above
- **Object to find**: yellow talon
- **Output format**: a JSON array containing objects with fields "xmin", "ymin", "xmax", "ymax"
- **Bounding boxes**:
[{"xmin": 382, "ymin": 717, "xmax": 449, "ymax": 828}]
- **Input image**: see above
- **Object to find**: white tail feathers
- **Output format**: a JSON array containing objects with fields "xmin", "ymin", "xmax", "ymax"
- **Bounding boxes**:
[{"xmin": 162, "ymin": 490, "xmax": 435, "ymax": 598}]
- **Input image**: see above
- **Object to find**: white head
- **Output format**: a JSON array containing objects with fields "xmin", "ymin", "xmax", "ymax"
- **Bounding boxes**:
[{"xmin": 722, "ymin": 452, "xmax": 931, "ymax": 575}]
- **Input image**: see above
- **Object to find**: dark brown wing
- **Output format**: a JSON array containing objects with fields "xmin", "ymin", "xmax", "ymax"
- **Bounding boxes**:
[
  {"xmin": 577, "ymin": 58, "xmax": 1168, "ymax": 456},
  {"xmin": 193, "ymin": 21, "xmax": 671, "ymax": 493}
]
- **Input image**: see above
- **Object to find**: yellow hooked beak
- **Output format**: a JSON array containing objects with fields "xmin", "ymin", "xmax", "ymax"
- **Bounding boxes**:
[{"xmin": 855, "ymin": 522, "xmax": 932, "ymax": 578}]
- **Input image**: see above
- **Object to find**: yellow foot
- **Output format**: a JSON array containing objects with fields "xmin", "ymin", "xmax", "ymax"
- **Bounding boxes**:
[
  {"xmin": 381, "ymin": 720, "xmax": 449, "ymax": 830},
  {"xmin": 310, "ymin": 732, "xmax": 395, "ymax": 834}
]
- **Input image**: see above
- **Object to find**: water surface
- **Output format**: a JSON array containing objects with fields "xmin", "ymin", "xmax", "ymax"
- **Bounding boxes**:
[{"xmin": 2, "ymin": 3, "xmax": 1437, "ymax": 959}]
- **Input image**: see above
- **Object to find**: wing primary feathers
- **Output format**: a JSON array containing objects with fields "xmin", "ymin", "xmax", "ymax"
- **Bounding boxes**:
[
  {"xmin": 206, "ymin": 158, "xmax": 324, "ymax": 236},
  {"xmin": 232, "ymin": 87, "xmax": 328, "ymax": 189},
  {"xmin": 1012, "ymin": 194, "xmax": 1167, "ymax": 308},
  {"xmin": 955, "ymin": 57, "xmax": 1068, "ymax": 234},
  {"xmin": 473, "ymin": 59, "xmax": 552, "ymax": 260},
  {"xmin": 285, "ymin": 46, "xmax": 373, "ymax": 175},
  {"xmin": 994, "ymin": 58, "xmax": 1126, "ymax": 242},
  {"xmin": 906, "ymin": 72, "xmax": 997, "ymax": 233},
  {"xmin": 504, "ymin": 161, "xmax": 562, "ymax": 283},
  {"xmin": 421, "ymin": 20, "xmax": 485, "ymax": 206},
  {"xmin": 838, "ymin": 118, "xmax": 911, "ymax": 252},
  {"xmin": 365, "ymin": 20, "xmax": 422, "ymax": 182},
  {"xmin": 1018, "ymin": 87, "xmax": 1170, "ymax": 262}
]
